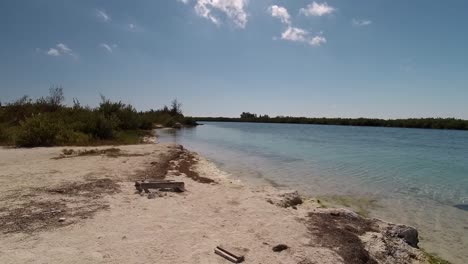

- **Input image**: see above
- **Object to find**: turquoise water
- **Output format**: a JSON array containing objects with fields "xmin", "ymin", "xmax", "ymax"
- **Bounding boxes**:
[{"xmin": 158, "ymin": 122, "xmax": 468, "ymax": 263}]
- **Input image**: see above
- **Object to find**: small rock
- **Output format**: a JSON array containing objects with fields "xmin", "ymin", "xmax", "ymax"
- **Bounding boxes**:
[
  {"xmin": 387, "ymin": 225, "xmax": 419, "ymax": 248},
  {"xmin": 147, "ymin": 193, "xmax": 156, "ymax": 199},
  {"xmin": 58, "ymin": 217, "xmax": 66, "ymax": 222},
  {"xmin": 272, "ymin": 244, "xmax": 289, "ymax": 252},
  {"xmin": 269, "ymin": 190, "xmax": 303, "ymax": 208}
]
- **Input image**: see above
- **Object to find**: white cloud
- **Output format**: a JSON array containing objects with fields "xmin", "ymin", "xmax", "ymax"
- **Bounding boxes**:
[
  {"xmin": 269, "ymin": 5, "xmax": 290, "ymax": 25},
  {"xmin": 300, "ymin": 2, "xmax": 335, "ymax": 17},
  {"xmin": 45, "ymin": 43, "xmax": 76, "ymax": 58},
  {"xmin": 309, "ymin": 35, "xmax": 326, "ymax": 46},
  {"xmin": 97, "ymin": 10, "xmax": 111, "ymax": 22},
  {"xmin": 188, "ymin": 0, "xmax": 248, "ymax": 28},
  {"xmin": 57, "ymin": 43, "xmax": 71, "ymax": 54},
  {"xmin": 99, "ymin": 43, "xmax": 113, "ymax": 53},
  {"xmin": 352, "ymin": 19, "xmax": 372, "ymax": 26},
  {"xmin": 47, "ymin": 48, "xmax": 60, "ymax": 56},
  {"xmin": 281, "ymin": 26, "xmax": 326, "ymax": 47},
  {"xmin": 281, "ymin": 27, "xmax": 308, "ymax": 42},
  {"xmin": 128, "ymin": 23, "xmax": 135, "ymax": 30},
  {"xmin": 178, "ymin": 0, "xmax": 190, "ymax": 3}
]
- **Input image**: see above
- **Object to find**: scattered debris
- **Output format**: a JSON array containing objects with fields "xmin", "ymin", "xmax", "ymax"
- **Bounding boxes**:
[
  {"xmin": 0, "ymin": 200, "xmax": 108, "ymax": 234},
  {"xmin": 58, "ymin": 217, "xmax": 66, "ymax": 222},
  {"xmin": 131, "ymin": 147, "xmax": 183, "ymax": 180},
  {"xmin": 46, "ymin": 178, "xmax": 120, "ymax": 198},
  {"xmin": 214, "ymin": 246, "xmax": 245, "ymax": 263},
  {"xmin": 272, "ymin": 244, "xmax": 289, "ymax": 252},
  {"xmin": 170, "ymin": 151, "xmax": 215, "ymax": 184},
  {"xmin": 135, "ymin": 180, "xmax": 185, "ymax": 193},
  {"xmin": 307, "ymin": 211, "xmax": 378, "ymax": 264},
  {"xmin": 54, "ymin": 148, "xmax": 146, "ymax": 159}
]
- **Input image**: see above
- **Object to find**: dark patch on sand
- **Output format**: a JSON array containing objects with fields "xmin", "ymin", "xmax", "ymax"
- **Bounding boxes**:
[
  {"xmin": 307, "ymin": 211, "xmax": 378, "ymax": 264},
  {"xmin": 53, "ymin": 148, "xmax": 147, "ymax": 160},
  {"xmin": 131, "ymin": 147, "xmax": 183, "ymax": 180},
  {"xmin": 172, "ymin": 151, "xmax": 215, "ymax": 184},
  {"xmin": 454, "ymin": 204, "xmax": 468, "ymax": 211},
  {"xmin": 45, "ymin": 178, "xmax": 120, "ymax": 198},
  {"xmin": 0, "ymin": 200, "xmax": 109, "ymax": 234},
  {"xmin": 1, "ymin": 178, "xmax": 120, "ymax": 234}
]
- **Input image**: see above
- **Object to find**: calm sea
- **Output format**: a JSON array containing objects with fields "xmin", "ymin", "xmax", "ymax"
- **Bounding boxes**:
[{"xmin": 157, "ymin": 122, "xmax": 468, "ymax": 263}]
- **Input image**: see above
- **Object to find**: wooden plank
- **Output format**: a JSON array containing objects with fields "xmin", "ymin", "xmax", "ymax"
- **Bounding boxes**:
[
  {"xmin": 135, "ymin": 181, "xmax": 185, "ymax": 192},
  {"xmin": 214, "ymin": 246, "xmax": 244, "ymax": 263}
]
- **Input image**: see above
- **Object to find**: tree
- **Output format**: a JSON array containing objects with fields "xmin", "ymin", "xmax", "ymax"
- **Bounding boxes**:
[
  {"xmin": 170, "ymin": 99, "xmax": 183, "ymax": 116},
  {"xmin": 47, "ymin": 86, "xmax": 65, "ymax": 108},
  {"xmin": 240, "ymin": 112, "xmax": 257, "ymax": 119}
]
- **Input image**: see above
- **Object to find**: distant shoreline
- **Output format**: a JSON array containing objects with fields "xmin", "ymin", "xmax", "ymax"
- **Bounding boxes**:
[{"xmin": 193, "ymin": 116, "xmax": 468, "ymax": 131}]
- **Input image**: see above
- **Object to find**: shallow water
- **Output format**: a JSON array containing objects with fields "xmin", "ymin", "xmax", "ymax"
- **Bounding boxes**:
[{"xmin": 157, "ymin": 122, "xmax": 468, "ymax": 263}]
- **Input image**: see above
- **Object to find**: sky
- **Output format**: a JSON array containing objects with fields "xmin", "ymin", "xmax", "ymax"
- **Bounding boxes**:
[{"xmin": 1, "ymin": 0, "xmax": 467, "ymax": 119}]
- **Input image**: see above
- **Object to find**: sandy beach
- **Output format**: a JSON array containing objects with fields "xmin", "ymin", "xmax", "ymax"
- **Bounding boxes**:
[{"xmin": 0, "ymin": 143, "xmax": 437, "ymax": 263}]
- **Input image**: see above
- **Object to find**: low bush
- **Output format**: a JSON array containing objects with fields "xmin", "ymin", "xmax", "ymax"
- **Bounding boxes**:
[
  {"xmin": 1, "ymin": 89, "xmax": 196, "ymax": 147},
  {"xmin": 16, "ymin": 115, "xmax": 62, "ymax": 147}
]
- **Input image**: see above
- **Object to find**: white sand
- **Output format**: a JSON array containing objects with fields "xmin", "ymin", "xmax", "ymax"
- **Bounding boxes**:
[{"xmin": 0, "ymin": 144, "xmax": 430, "ymax": 264}]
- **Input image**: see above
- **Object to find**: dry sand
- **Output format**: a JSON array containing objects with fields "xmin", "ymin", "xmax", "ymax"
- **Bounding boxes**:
[{"xmin": 0, "ymin": 143, "xmax": 433, "ymax": 263}]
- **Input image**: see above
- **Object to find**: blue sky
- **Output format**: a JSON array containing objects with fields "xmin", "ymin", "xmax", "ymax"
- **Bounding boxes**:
[{"xmin": 1, "ymin": 0, "xmax": 467, "ymax": 118}]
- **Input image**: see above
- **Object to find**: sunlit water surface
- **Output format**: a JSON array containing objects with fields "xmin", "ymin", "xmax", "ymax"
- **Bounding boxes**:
[{"xmin": 157, "ymin": 122, "xmax": 468, "ymax": 263}]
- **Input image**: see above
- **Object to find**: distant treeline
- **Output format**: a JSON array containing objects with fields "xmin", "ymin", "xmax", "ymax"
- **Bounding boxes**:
[
  {"xmin": 0, "ymin": 87, "xmax": 196, "ymax": 147},
  {"xmin": 195, "ymin": 112, "xmax": 468, "ymax": 131}
]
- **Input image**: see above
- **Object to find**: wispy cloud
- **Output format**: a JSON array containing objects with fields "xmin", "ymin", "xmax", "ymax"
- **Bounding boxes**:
[
  {"xmin": 180, "ymin": 0, "xmax": 248, "ymax": 28},
  {"xmin": 96, "ymin": 9, "xmax": 111, "ymax": 22},
  {"xmin": 352, "ymin": 19, "xmax": 372, "ymax": 26},
  {"xmin": 45, "ymin": 43, "xmax": 77, "ymax": 58},
  {"xmin": 269, "ymin": 5, "xmax": 290, "ymax": 25},
  {"xmin": 300, "ymin": 2, "xmax": 335, "ymax": 17},
  {"xmin": 99, "ymin": 43, "xmax": 117, "ymax": 53},
  {"xmin": 57, "ymin": 43, "xmax": 71, "ymax": 54},
  {"xmin": 281, "ymin": 27, "xmax": 326, "ymax": 47},
  {"xmin": 126, "ymin": 23, "xmax": 143, "ymax": 32}
]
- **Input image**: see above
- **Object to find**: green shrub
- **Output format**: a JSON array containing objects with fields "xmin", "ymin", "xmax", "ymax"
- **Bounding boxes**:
[
  {"xmin": 89, "ymin": 114, "xmax": 117, "ymax": 139},
  {"xmin": 16, "ymin": 115, "xmax": 62, "ymax": 147},
  {"xmin": 56, "ymin": 130, "xmax": 90, "ymax": 146},
  {"xmin": 2, "ymin": 89, "xmax": 190, "ymax": 147},
  {"xmin": 0, "ymin": 123, "xmax": 8, "ymax": 144}
]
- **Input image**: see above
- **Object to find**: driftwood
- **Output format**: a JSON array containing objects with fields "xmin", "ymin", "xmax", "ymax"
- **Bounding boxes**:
[
  {"xmin": 214, "ymin": 246, "xmax": 245, "ymax": 263},
  {"xmin": 135, "ymin": 180, "xmax": 185, "ymax": 193}
]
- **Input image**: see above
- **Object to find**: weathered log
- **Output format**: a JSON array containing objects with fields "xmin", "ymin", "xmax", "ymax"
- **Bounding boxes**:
[
  {"xmin": 214, "ymin": 246, "xmax": 244, "ymax": 263},
  {"xmin": 135, "ymin": 180, "xmax": 185, "ymax": 193}
]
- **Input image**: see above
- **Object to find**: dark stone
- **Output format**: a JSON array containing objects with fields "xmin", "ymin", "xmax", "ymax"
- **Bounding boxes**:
[
  {"xmin": 388, "ymin": 225, "xmax": 419, "ymax": 248},
  {"xmin": 454, "ymin": 204, "xmax": 468, "ymax": 211},
  {"xmin": 272, "ymin": 244, "xmax": 289, "ymax": 252}
]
